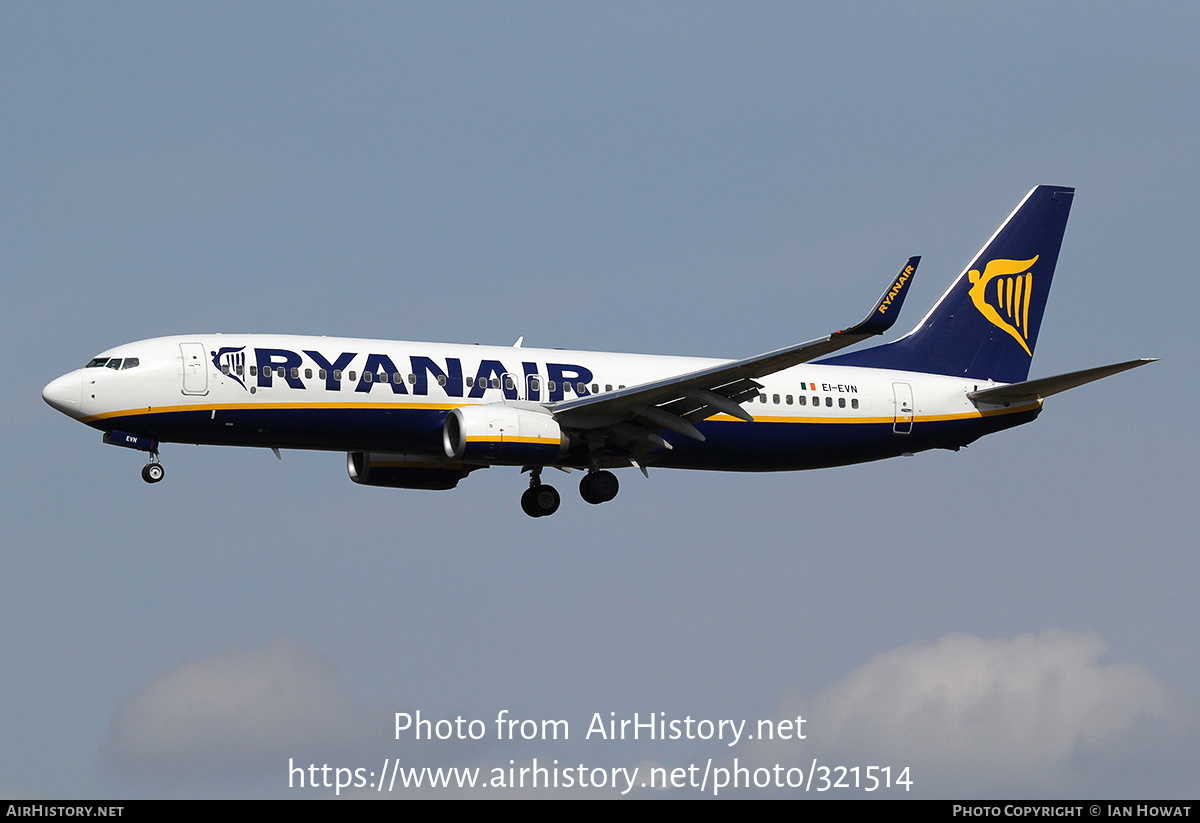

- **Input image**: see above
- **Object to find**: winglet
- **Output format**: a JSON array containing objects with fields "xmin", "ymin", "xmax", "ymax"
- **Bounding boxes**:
[{"xmin": 839, "ymin": 256, "xmax": 920, "ymax": 336}]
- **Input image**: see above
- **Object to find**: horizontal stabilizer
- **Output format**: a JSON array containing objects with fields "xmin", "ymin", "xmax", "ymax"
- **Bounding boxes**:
[{"xmin": 968, "ymin": 358, "xmax": 1156, "ymax": 405}]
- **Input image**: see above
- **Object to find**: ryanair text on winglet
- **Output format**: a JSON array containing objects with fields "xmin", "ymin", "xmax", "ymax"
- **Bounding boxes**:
[{"xmin": 877, "ymin": 264, "xmax": 915, "ymax": 314}]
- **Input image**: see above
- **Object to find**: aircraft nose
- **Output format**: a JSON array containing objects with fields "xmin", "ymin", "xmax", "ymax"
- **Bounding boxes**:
[{"xmin": 42, "ymin": 371, "xmax": 83, "ymax": 418}]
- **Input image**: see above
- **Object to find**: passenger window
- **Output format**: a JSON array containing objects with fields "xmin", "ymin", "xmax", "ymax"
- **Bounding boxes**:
[
  {"xmin": 592, "ymin": 383, "xmax": 599, "ymax": 394},
  {"xmin": 276, "ymin": 366, "xmax": 286, "ymax": 377},
  {"xmin": 305, "ymin": 368, "xmax": 312, "ymax": 379},
  {"xmin": 851, "ymin": 398, "xmax": 859, "ymax": 409},
  {"xmin": 548, "ymin": 381, "xmax": 556, "ymax": 392},
  {"xmin": 576, "ymin": 382, "xmax": 586, "ymax": 394},
  {"xmin": 605, "ymin": 384, "xmax": 613, "ymax": 392},
  {"xmin": 825, "ymin": 397, "xmax": 833, "ymax": 407},
  {"xmin": 393, "ymin": 373, "xmax": 401, "ymax": 384},
  {"xmin": 332, "ymin": 369, "xmax": 340, "ymax": 380},
  {"xmin": 563, "ymin": 383, "xmax": 572, "ymax": 394},
  {"xmin": 437, "ymin": 375, "xmax": 447, "ymax": 386},
  {"xmin": 491, "ymin": 377, "xmax": 500, "ymax": 389},
  {"xmin": 348, "ymin": 371, "xmax": 356, "ymax": 381},
  {"xmin": 773, "ymin": 394, "xmax": 780, "ymax": 404},
  {"xmin": 221, "ymin": 364, "xmax": 230, "ymax": 375},
  {"xmin": 798, "ymin": 396, "xmax": 806, "ymax": 406},
  {"xmin": 466, "ymin": 376, "xmax": 474, "ymax": 388},
  {"xmin": 320, "ymin": 369, "xmax": 328, "ymax": 379},
  {"xmin": 505, "ymin": 376, "xmax": 515, "ymax": 391},
  {"xmin": 364, "ymin": 371, "xmax": 373, "ymax": 383},
  {"xmin": 812, "ymin": 396, "xmax": 818, "ymax": 405},
  {"xmin": 530, "ymin": 376, "xmax": 540, "ymax": 392},
  {"xmin": 759, "ymin": 394, "xmax": 766, "ymax": 403},
  {"xmin": 838, "ymin": 397, "xmax": 846, "ymax": 408},
  {"xmin": 250, "ymin": 366, "xmax": 258, "ymax": 376},
  {"xmin": 408, "ymin": 374, "xmax": 416, "ymax": 384},
  {"xmin": 291, "ymin": 367, "xmax": 299, "ymax": 379}
]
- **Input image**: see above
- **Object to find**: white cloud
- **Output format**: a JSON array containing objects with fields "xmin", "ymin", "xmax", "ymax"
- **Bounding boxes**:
[
  {"xmin": 104, "ymin": 636, "xmax": 376, "ymax": 781},
  {"xmin": 752, "ymin": 630, "xmax": 1193, "ymax": 797},
  {"xmin": 101, "ymin": 630, "xmax": 1196, "ymax": 797}
]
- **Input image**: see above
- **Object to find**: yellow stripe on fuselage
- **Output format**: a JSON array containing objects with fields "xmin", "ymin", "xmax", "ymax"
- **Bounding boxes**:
[
  {"xmin": 80, "ymin": 400, "xmax": 463, "ymax": 425},
  {"xmin": 705, "ymin": 402, "xmax": 1040, "ymax": 425},
  {"xmin": 83, "ymin": 400, "xmax": 1040, "ymax": 427}
]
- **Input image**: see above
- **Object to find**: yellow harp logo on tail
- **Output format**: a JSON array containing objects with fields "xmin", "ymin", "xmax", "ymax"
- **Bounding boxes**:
[{"xmin": 967, "ymin": 256, "xmax": 1039, "ymax": 356}]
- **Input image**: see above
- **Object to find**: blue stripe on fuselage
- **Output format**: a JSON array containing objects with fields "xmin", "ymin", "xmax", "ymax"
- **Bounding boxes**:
[{"xmin": 89, "ymin": 406, "xmax": 450, "ymax": 454}]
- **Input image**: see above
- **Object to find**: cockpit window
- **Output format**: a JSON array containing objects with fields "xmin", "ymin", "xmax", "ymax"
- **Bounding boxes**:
[{"xmin": 86, "ymin": 356, "xmax": 140, "ymax": 370}]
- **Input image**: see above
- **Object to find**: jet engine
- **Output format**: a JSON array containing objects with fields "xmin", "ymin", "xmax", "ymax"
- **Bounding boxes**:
[
  {"xmin": 442, "ymin": 404, "xmax": 567, "ymax": 464},
  {"xmin": 347, "ymin": 452, "xmax": 475, "ymax": 490}
]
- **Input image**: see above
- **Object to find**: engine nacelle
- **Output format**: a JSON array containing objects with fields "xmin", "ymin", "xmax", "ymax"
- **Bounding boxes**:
[
  {"xmin": 442, "ymin": 404, "xmax": 567, "ymax": 464},
  {"xmin": 347, "ymin": 452, "xmax": 474, "ymax": 490}
]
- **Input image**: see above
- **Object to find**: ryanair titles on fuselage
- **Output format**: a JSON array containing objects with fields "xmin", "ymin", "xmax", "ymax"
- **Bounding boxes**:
[{"xmin": 213, "ymin": 345, "xmax": 596, "ymax": 403}]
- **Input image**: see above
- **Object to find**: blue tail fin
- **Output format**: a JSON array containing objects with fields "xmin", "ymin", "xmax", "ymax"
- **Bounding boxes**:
[{"xmin": 822, "ymin": 186, "xmax": 1075, "ymax": 383}]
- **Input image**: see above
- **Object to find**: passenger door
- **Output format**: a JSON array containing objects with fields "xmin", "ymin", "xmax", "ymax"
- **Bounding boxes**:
[
  {"xmin": 180, "ymin": 342, "xmax": 208, "ymax": 395},
  {"xmin": 892, "ymin": 382, "xmax": 913, "ymax": 434}
]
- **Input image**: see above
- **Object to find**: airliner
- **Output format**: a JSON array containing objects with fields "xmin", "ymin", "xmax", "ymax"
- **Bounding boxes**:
[{"xmin": 43, "ymin": 185, "xmax": 1152, "ymax": 517}]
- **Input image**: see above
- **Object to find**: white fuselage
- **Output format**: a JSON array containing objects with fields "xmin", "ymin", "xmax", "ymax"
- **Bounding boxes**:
[{"xmin": 43, "ymin": 334, "xmax": 1036, "ymax": 473}]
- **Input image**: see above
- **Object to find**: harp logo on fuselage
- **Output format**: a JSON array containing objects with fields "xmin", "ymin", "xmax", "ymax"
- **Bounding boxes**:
[
  {"xmin": 212, "ymin": 346, "xmax": 248, "ymax": 390},
  {"xmin": 967, "ymin": 256, "xmax": 1039, "ymax": 356}
]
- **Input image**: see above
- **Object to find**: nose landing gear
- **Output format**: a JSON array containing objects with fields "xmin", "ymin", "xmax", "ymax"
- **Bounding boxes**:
[
  {"xmin": 141, "ymin": 454, "xmax": 164, "ymax": 484},
  {"xmin": 102, "ymin": 431, "xmax": 164, "ymax": 484}
]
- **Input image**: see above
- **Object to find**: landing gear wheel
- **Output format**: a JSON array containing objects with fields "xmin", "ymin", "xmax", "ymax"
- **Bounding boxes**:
[
  {"xmin": 579, "ymin": 470, "xmax": 619, "ymax": 504},
  {"xmin": 521, "ymin": 487, "xmax": 539, "ymax": 517},
  {"xmin": 141, "ymin": 463, "xmax": 165, "ymax": 484},
  {"xmin": 521, "ymin": 484, "xmax": 560, "ymax": 517}
]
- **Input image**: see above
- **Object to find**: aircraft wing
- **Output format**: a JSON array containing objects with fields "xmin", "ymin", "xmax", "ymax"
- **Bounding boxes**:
[
  {"xmin": 552, "ymin": 257, "xmax": 920, "ymax": 442},
  {"xmin": 967, "ymin": 358, "xmax": 1156, "ymax": 405}
]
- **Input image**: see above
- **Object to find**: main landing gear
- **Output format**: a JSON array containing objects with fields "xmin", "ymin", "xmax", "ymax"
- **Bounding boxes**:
[
  {"xmin": 579, "ymin": 469, "xmax": 619, "ymax": 505},
  {"xmin": 520, "ymin": 467, "xmax": 621, "ymax": 516},
  {"xmin": 521, "ymin": 468, "xmax": 561, "ymax": 518},
  {"xmin": 141, "ymin": 453, "xmax": 165, "ymax": 484}
]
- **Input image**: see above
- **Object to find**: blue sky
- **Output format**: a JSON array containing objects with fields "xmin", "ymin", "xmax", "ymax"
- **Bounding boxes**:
[{"xmin": 3, "ymin": 3, "xmax": 1197, "ymax": 798}]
